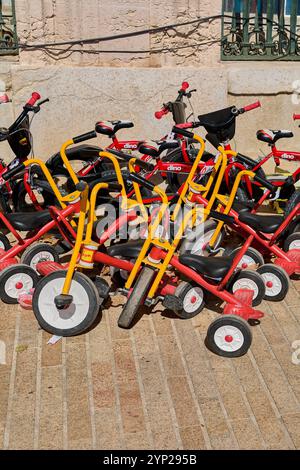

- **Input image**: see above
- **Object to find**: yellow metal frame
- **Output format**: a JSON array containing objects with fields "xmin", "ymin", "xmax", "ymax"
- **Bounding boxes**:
[
  {"xmin": 60, "ymin": 151, "xmax": 160, "ymax": 295},
  {"xmin": 124, "ymin": 133, "xmax": 215, "ymax": 296},
  {"xmin": 22, "ymin": 138, "xmax": 86, "ymax": 209},
  {"xmin": 124, "ymin": 139, "xmax": 256, "ymax": 300}
]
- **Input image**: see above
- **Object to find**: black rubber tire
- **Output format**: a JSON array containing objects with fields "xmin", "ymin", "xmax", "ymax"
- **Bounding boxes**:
[
  {"xmin": 0, "ymin": 264, "xmax": 39, "ymax": 304},
  {"xmin": 205, "ymin": 315, "xmax": 252, "ymax": 357},
  {"xmin": 20, "ymin": 243, "xmax": 60, "ymax": 271},
  {"xmin": 118, "ymin": 266, "xmax": 155, "ymax": 329},
  {"xmin": 175, "ymin": 282, "xmax": 205, "ymax": 319},
  {"xmin": 32, "ymin": 270, "xmax": 101, "ymax": 336},
  {"xmin": 257, "ymin": 264, "xmax": 289, "ymax": 301},
  {"xmin": 284, "ymin": 189, "xmax": 300, "ymax": 218},
  {"xmin": 223, "ymin": 246, "xmax": 264, "ymax": 268},
  {"xmin": 228, "ymin": 270, "xmax": 266, "ymax": 306},
  {"xmin": 0, "ymin": 233, "xmax": 12, "ymax": 251},
  {"xmin": 283, "ymin": 232, "xmax": 300, "ymax": 252}
]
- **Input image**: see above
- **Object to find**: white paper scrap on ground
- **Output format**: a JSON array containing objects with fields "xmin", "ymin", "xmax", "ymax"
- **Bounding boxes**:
[{"xmin": 47, "ymin": 335, "xmax": 62, "ymax": 345}]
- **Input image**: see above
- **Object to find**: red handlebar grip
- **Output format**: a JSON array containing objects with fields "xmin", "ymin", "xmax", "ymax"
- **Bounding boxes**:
[
  {"xmin": 155, "ymin": 107, "xmax": 169, "ymax": 119},
  {"xmin": 293, "ymin": 114, "xmax": 300, "ymax": 121},
  {"xmin": 26, "ymin": 92, "xmax": 41, "ymax": 106},
  {"xmin": 175, "ymin": 122, "xmax": 193, "ymax": 129},
  {"xmin": 0, "ymin": 94, "xmax": 9, "ymax": 104},
  {"xmin": 243, "ymin": 100, "xmax": 261, "ymax": 112},
  {"xmin": 181, "ymin": 81, "xmax": 189, "ymax": 91}
]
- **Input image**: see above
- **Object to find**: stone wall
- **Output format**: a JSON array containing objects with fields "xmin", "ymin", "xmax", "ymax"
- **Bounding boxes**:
[
  {"xmin": 1, "ymin": 61, "xmax": 300, "ymax": 175},
  {"xmin": 0, "ymin": 1, "xmax": 300, "ymax": 176},
  {"xmin": 14, "ymin": 0, "xmax": 222, "ymax": 67}
]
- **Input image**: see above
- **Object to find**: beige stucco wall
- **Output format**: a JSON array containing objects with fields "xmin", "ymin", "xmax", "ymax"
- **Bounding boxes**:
[
  {"xmin": 14, "ymin": 0, "xmax": 222, "ymax": 67},
  {"xmin": 0, "ymin": 0, "xmax": 300, "ymax": 175}
]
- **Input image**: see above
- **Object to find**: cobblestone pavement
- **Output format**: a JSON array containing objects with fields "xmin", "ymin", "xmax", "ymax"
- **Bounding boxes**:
[{"xmin": 0, "ymin": 279, "xmax": 300, "ymax": 450}]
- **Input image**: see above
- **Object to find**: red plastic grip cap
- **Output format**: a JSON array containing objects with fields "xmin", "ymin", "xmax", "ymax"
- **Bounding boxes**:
[
  {"xmin": 0, "ymin": 94, "xmax": 10, "ymax": 104},
  {"xmin": 175, "ymin": 122, "xmax": 193, "ymax": 129},
  {"xmin": 293, "ymin": 113, "xmax": 300, "ymax": 120},
  {"xmin": 181, "ymin": 81, "xmax": 189, "ymax": 91},
  {"xmin": 155, "ymin": 107, "xmax": 169, "ymax": 119},
  {"xmin": 26, "ymin": 92, "xmax": 41, "ymax": 106},
  {"xmin": 243, "ymin": 100, "xmax": 261, "ymax": 112}
]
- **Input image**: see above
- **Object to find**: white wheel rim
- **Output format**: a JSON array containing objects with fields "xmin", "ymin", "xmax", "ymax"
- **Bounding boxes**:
[
  {"xmin": 30, "ymin": 251, "xmax": 55, "ymax": 270},
  {"xmin": 260, "ymin": 272, "xmax": 282, "ymax": 296},
  {"xmin": 188, "ymin": 229, "xmax": 221, "ymax": 256},
  {"xmin": 0, "ymin": 240, "xmax": 5, "ymax": 250},
  {"xmin": 289, "ymin": 240, "xmax": 300, "ymax": 249},
  {"xmin": 4, "ymin": 272, "xmax": 34, "ymax": 299},
  {"xmin": 232, "ymin": 278, "xmax": 259, "ymax": 300},
  {"xmin": 214, "ymin": 325, "xmax": 245, "ymax": 352},
  {"xmin": 191, "ymin": 229, "xmax": 215, "ymax": 255},
  {"xmin": 37, "ymin": 277, "xmax": 91, "ymax": 330},
  {"xmin": 183, "ymin": 287, "xmax": 204, "ymax": 313},
  {"xmin": 238, "ymin": 254, "xmax": 257, "ymax": 268}
]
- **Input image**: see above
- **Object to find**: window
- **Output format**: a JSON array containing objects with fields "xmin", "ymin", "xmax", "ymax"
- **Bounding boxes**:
[
  {"xmin": 0, "ymin": 0, "xmax": 17, "ymax": 55},
  {"xmin": 221, "ymin": 0, "xmax": 300, "ymax": 60}
]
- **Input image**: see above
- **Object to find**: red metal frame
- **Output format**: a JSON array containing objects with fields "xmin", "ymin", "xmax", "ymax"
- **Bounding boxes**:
[
  {"xmin": 0, "ymin": 203, "xmax": 79, "ymax": 262},
  {"xmin": 223, "ymin": 142, "xmax": 300, "ymax": 198},
  {"xmin": 192, "ymin": 193, "xmax": 300, "ymax": 275},
  {"xmin": 127, "ymin": 245, "xmax": 264, "ymax": 321}
]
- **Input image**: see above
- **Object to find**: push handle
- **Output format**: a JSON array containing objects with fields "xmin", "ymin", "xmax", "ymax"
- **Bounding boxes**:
[
  {"xmin": 26, "ymin": 92, "xmax": 41, "ymax": 107},
  {"xmin": 128, "ymin": 173, "xmax": 155, "ymax": 191},
  {"xmin": 293, "ymin": 114, "xmax": 300, "ymax": 121},
  {"xmin": 2, "ymin": 163, "xmax": 26, "ymax": 181},
  {"xmin": 172, "ymin": 125, "xmax": 194, "ymax": 138},
  {"xmin": 107, "ymin": 182, "xmax": 124, "ymax": 191},
  {"xmin": 73, "ymin": 130, "xmax": 97, "ymax": 144},
  {"xmin": 253, "ymin": 174, "xmax": 276, "ymax": 193},
  {"xmin": 155, "ymin": 106, "xmax": 169, "ymax": 119},
  {"xmin": 210, "ymin": 210, "xmax": 235, "ymax": 224},
  {"xmin": 241, "ymin": 100, "xmax": 261, "ymax": 113}
]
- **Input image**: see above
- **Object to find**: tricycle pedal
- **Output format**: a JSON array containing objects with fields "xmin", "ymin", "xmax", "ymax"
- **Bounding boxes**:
[
  {"xmin": 94, "ymin": 276, "xmax": 110, "ymax": 300},
  {"xmin": 54, "ymin": 294, "xmax": 73, "ymax": 309}
]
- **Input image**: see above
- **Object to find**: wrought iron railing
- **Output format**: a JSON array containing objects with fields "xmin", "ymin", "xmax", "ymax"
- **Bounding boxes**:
[
  {"xmin": 0, "ymin": 0, "xmax": 17, "ymax": 55},
  {"xmin": 221, "ymin": 0, "xmax": 300, "ymax": 60}
]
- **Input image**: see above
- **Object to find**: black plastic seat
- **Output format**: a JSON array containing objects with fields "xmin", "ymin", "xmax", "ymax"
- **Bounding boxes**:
[
  {"xmin": 238, "ymin": 211, "xmax": 283, "ymax": 233},
  {"xmin": 95, "ymin": 120, "xmax": 134, "ymax": 137},
  {"xmin": 107, "ymin": 240, "xmax": 144, "ymax": 258},
  {"xmin": 179, "ymin": 253, "xmax": 232, "ymax": 280},
  {"xmin": 138, "ymin": 140, "xmax": 179, "ymax": 159},
  {"xmin": 256, "ymin": 129, "xmax": 294, "ymax": 145},
  {"xmin": 5, "ymin": 210, "xmax": 52, "ymax": 231},
  {"xmin": 138, "ymin": 143, "xmax": 159, "ymax": 158}
]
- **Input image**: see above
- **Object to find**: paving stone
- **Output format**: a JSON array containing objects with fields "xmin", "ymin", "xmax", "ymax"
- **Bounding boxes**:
[
  {"xmin": 1, "ymin": 279, "xmax": 300, "ymax": 449},
  {"xmin": 282, "ymin": 413, "xmax": 300, "ymax": 448}
]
